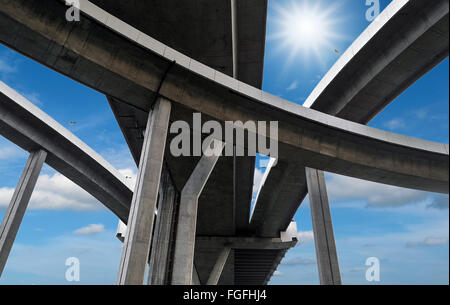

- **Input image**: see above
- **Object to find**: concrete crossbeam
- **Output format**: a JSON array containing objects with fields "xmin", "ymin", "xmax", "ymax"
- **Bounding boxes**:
[
  {"xmin": 0, "ymin": 150, "xmax": 47, "ymax": 276},
  {"xmin": 196, "ymin": 236, "xmax": 297, "ymax": 250},
  {"xmin": 305, "ymin": 167, "xmax": 341, "ymax": 285},
  {"xmin": 206, "ymin": 247, "xmax": 231, "ymax": 285},
  {"xmin": 148, "ymin": 168, "xmax": 177, "ymax": 285},
  {"xmin": 117, "ymin": 97, "xmax": 171, "ymax": 285},
  {"xmin": 171, "ymin": 139, "xmax": 225, "ymax": 285}
]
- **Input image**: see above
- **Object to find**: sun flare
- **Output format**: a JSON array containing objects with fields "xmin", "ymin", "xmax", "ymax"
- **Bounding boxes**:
[{"xmin": 271, "ymin": 1, "xmax": 344, "ymax": 65}]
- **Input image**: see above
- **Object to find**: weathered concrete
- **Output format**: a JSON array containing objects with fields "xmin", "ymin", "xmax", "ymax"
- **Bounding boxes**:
[
  {"xmin": 148, "ymin": 168, "xmax": 177, "ymax": 285},
  {"xmin": 305, "ymin": 168, "xmax": 341, "ymax": 285},
  {"xmin": 0, "ymin": 0, "xmax": 447, "ymax": 285},
  {"xmin": 251, "ymin": 0, "xmax": 449, "ymax": 239},
  {"xmin": 90, "ymin": 0, "xmax": 267, "ymax": 88},
  {"xmin": 206, "ymin": 247, "xmax": 231, "ymax": 285},
  {"xmin": 0, "ymin": 81, "xmax": 133, "ymax": 222},
  {"xmin": 0, "ymin": 150, "xmax": 46, "ymax": 276},
  {"xmin": 172, "ymin": 140, "xmax": 225, "ymax": 285},
  {"xmin": 0, "ymin": 0, "xmax": 447, "ymax": 194},
  {"xmin": 196, "ymin": 236, "xmax": 297, "ymax": 250},
  {"xmin": 117, "ymin": 97, "xmax": 171, "ymax": 285},
  {"xmin": 304, "ymin": 0, "xmax": 449, "ymax": 124}
]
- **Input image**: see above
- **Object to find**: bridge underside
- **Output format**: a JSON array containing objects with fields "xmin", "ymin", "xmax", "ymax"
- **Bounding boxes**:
[
  {"xmin": 251, "ymin": 0, "xmax": 449, "ymax": 238},
  {"xmin": 98, "ymin": 0, "xmax": 268, "ymax": 284},
  {"xmin": 0, "ymin": 0, "xmax": 447, "ymax": 285}
]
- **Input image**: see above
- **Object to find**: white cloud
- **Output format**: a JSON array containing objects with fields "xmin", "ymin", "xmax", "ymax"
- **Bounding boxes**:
[
  {"xmin": 383, "ymin": 118, "xmax": 406, "ymax": 130},
  {"xmin": 281, "ymin": 256, "xmax": 316, "ymax": 266},
  {"xmin": 252, "ymin": 168, "xmax": 264, "ymax": 198},
  {"xmin": 74, "ymin": 224, "xmax": 105, "ymax": 235},
  {"xmin": 118, "ymin": 168, "xmax": 137, "ymax": 189},
  {"xmin": 286, "ymin": 80, "xmax": 299, "ymax": 91},
  {"xmin": 0, "ymin": 58, "xmax": 16, "ymax": 75},
  {"xmin": 326, "ymin": 173, "xmax": 429, "ymax": 208},
  {"xmin": 0, "ymin": 146, "xmax": 25, "ymax": 160},
  {"xmin": 427, "ymin": 195, "xmax": 449, "ymax": 210},
  {"xmin": 1, "ymin": 232, "xmax": 122, "ymax": 284},
  {"xmin": 273, "ymin": 270, "xmax": 283, "ymax": 276},
  {"xmin": 0, "ymin": 169, "xmax": 133, "ymax": 211},
  {"xmin": 406, "ymin": 237, "xmax": 449, "ymax": 248},
  {"xmin": 298, "ymin": 230, "xmax": 314, "ymax": 244}
]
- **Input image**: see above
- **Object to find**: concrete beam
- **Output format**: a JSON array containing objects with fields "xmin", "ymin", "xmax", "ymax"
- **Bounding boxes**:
[
  {"xmin": 206, "ymin": 247, "xmax": 231, "ymax": 285},
  {"xmin": 171, "ymin": 139, "xmax": 225, "ymax": 285},
  {"xmin": 0, "ymin": 81, "xmax": 132, "ymax": 222},
  {"xmin": 0, "ymin": 150, "xmax": 46, "ymax": 276},
  {"xmin": 148, "ymin": 168, "xmax": 177, "ymax": 285},
  {"xmin": 196, "ymin": 236, "xmax": 297, "ymax": 250},
  {"xmin": 1, "ymin": 1, "xmax": 447, "ymax": 194},
  {"xmin": 305, "ymin": 167, "xmax": 341, "ymax": 285},
  {"xmin": 117, "ymin": 97, "xmax": 171, "ymax": 285}
]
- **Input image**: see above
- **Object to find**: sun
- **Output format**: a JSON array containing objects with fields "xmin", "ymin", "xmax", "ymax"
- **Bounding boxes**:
[{"xmin": 270, "ymin": 1, "xmax": 345, "ymax": 65}]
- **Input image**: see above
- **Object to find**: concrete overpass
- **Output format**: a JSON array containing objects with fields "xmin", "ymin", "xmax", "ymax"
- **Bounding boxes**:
[
  {"xmin": 0, "ymin": 80, "xmax": 133, "ymax": 275},
  {"xmin": 251, "ymin": 0, "xmax": 449, "ymax": 240},
  {"xmin": 0, "ymin": 0, "xmax": 448, "ymax": 285}
]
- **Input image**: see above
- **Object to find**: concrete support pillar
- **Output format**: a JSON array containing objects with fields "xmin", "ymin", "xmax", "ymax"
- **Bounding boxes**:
[
  {"xmin": 305, "ymin": 167, "xmax": 341, "ymax": 285},
  {"xmin": 206, "ymin": 247, "xmax": 231, "ymax": 285},
  {"xmin": 0, "ymin": 149, "xmax": 47, "ymax": 276},
  {"xmin": 117, "ymin": 97, "xmax": 171, "ymax": 285},
  {"xmin": 171, "ymin": 139, "xmax": 225, "ymax": 285},
  {"xmin": 230, "ymin": 0, "xmax": 239, "ymax": 78},
  {"xmin": 148, "ymin": 168, "xmax": 176, "ymax": 285}
]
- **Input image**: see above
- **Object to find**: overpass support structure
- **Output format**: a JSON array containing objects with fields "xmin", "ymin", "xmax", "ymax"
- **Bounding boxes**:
[
  {"xmin": 171, "ymin": 140, "xmax": 225, "ymax": 285},
  {"xmin": 117, "ymin": 98, "xmax": 172, "ymax": 285},
  {"xmin": 206, "ymin": 247, "xmax": 231, "ymax": 285},
  {"xmin": 0, "ymin": 150, "xmax": 47, "ymax": 276},
  {"xmin": 305, "ymin": 168, "xmax": 341, "ymax": 285},
  {"xmin": 148, "ymin": 168, "xmax": 177, "ymax": 285}
]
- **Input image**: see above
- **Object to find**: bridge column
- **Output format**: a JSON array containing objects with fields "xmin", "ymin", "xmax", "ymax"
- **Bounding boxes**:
[
  {"xmin": 171, "ymin": 139, "xmax": 225, "ymax": 285},
  {"xmin": 206, "ymin": 247, "xmax": 231, "ymax": 285},
  {"xmin": 148, "ymin": 168, "xmax": 176, "ymax": 285},
  {"xmin": 305, "ymin": 167, "xmax": 341, "ymax": 285},
  {"xmin": 0, "ymin": 149, "xmax": 47, "ymax": 276},
  {"xmin": 117, "ymin": 97, "xmax": 171, "ymax": 285}
]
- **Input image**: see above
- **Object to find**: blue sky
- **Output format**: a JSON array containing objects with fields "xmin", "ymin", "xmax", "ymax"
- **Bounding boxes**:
[{"xmin": 0, "ymin": 0, "xmax": 448, "ymax": 284}]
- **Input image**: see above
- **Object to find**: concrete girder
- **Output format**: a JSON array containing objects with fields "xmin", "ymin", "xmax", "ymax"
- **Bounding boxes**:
[
  {"xmin": 0, "ymin": 150, "xmax": 47, "ymax": 276},
  {"xmin": 251, "ymin": 0, "xmax": 449, "ymax": 238},
  {"xmin": 0, "ymin": 81, "xmax": 133, "ymax": 222},
  {"xmin": 117, "ymin": 97, "xmax": 171, "ymax": 285},
  {"xmin": 0, "ymin": 0, "xmax": 447, "ymax": 195},
  {"xmin": 196, "ymin": 236, "xmax": 297, "ymax": 251}
]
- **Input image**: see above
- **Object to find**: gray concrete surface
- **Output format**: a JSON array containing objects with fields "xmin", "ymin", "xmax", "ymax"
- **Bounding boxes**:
[
  {"xmin": 148, "ymin": 168, "xmax": 177, "ymax": 285},
  {"xmin": 206, "ymin": 247, "xmax": 231, "ymax": 285},
  {"xmin": 172, "ymin": 140, "xmax": 225, "ymax": 285},
  {"xmin": 0, "ymin": 81, "xmax": 133, "ymax": 222},
  {"xmin": 0, "ymin": 0, "xmax": 447, "ymax": 285},
  {"xmin": 0, "ymin": 150, "xmax": 46, "ymax": 276},
  {"xmin": 305, "ymin": 168, "xmax": 341, "ymax": 285},
  {"xmin": 1, "ymin": 0, "xmax": 446, "ymax": 192},
  {"xmin": 252, "ymin": 0, "xmax": 449, "ymax": 239},
  {"xmin": 117, "ymin": 97, "xmax": 171, "ymax": 285}
]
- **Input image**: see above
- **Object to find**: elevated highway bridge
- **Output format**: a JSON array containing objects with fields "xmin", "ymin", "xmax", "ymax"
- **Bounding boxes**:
[{"xmin": 0, "ymin": 0, "xmax": 448, "ymax": 285}]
